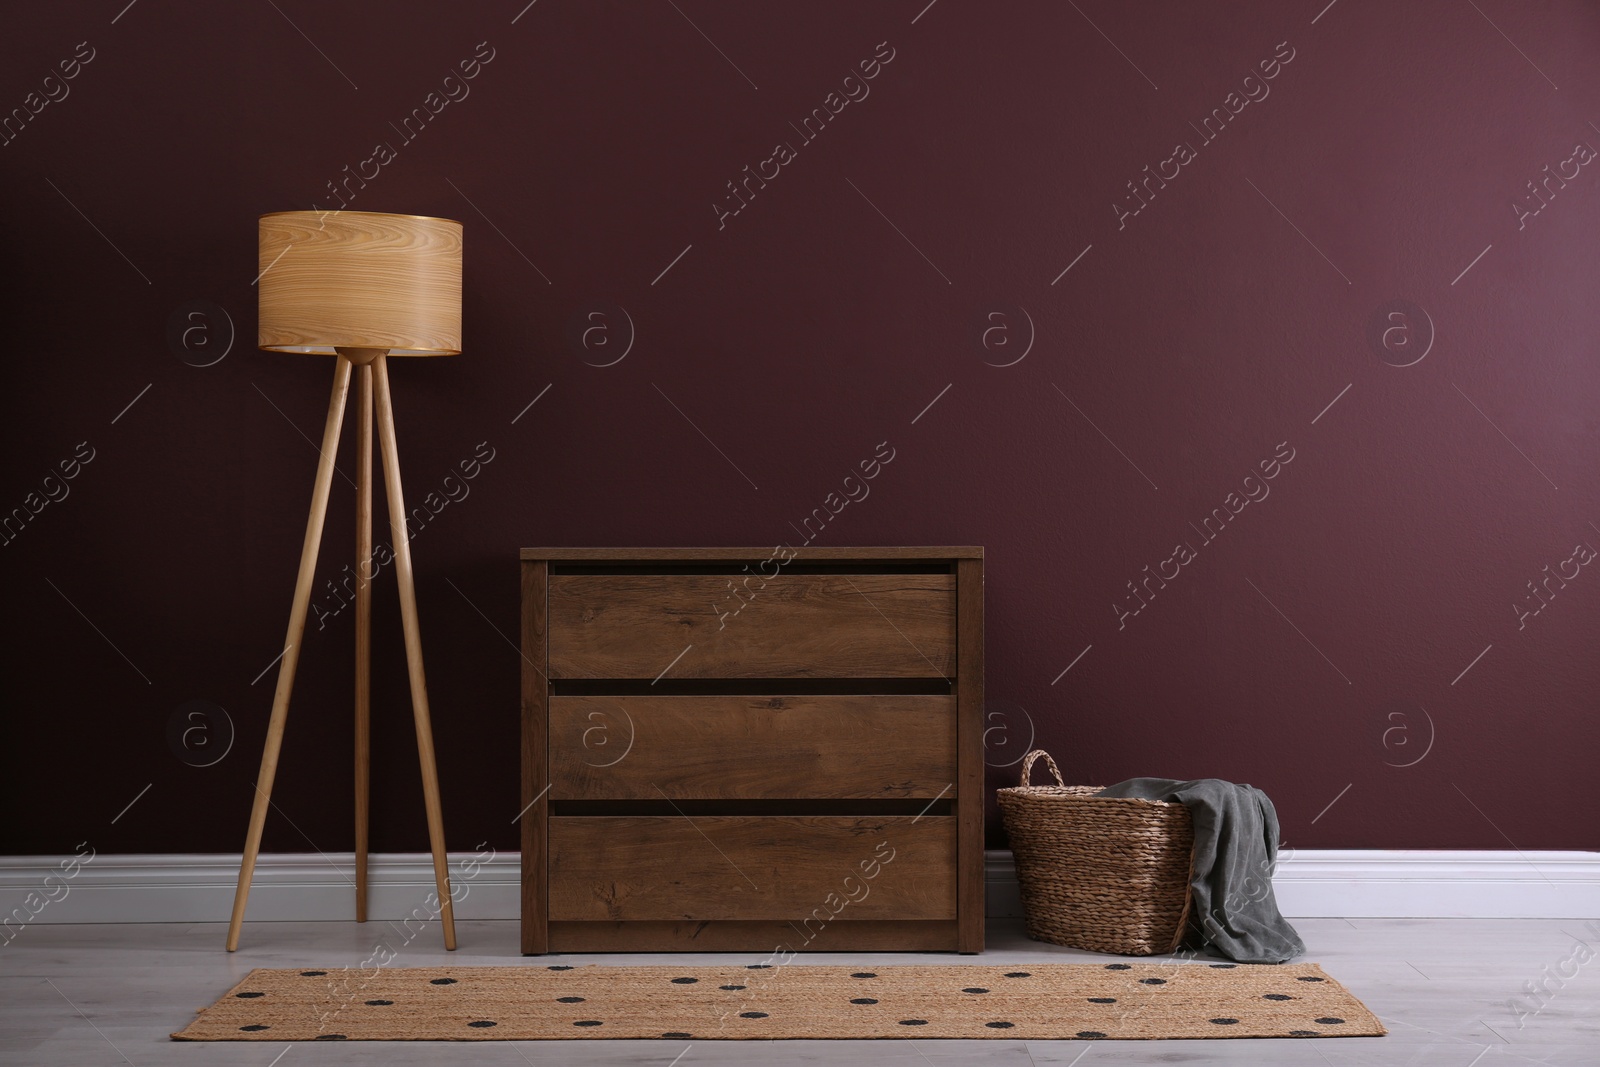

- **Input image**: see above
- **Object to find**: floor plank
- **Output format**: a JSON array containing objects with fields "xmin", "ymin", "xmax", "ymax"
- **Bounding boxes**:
[{"xmin": 0, "ymin": 917, "xmax": 1595, "ymax": 1065}]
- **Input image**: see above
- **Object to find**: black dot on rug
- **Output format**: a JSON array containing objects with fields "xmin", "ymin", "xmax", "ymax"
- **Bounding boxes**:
[
  {"xmin": 547, "ymin": 965, "xmax": 573, "ymax": 971},
  {"xmin": 1087, "ymin": 997, "xmax": 1116, "ymax": 1004},
  {"xmin": 663, "ymin": 1032, "xmax": 691, "ymax": 1039},
  {"xmin": 747, "ymin": 964, "xmax": 773, "ymax": 970},
  {"xmin": 1289, "ymin": 1030, "xmax": 1319, "ymax": 1037},
  {"xmin": 314, "ymin": 1034, "xmax": 347, "ymax": 1040},
  {"xmin": 986, "ymin": 1021, "xmax": 1015, "ymax": 1029},
  {"xmin": 299, "ymin": 970, "xmax": 327, "ymax": 977},
  {"xmin": 1209, "ymin": 963, "xmax": 1237, "ymax": 969},
  {"xmin": 364, "ymin": 999, "xmax": 393, "ymax": 1006},
  {"xmin": 1076, "ymin": 1031, "xmax": 1106, "ymax": 1039},
  {"xmin": 1104, "ymin": 964, "xmax": 1130, "ymax": 971},
  {"xmin": 1004, "ymin": 971, "xmax": 1032, "ymax": 978},
  {"xmin": 574, "ymin": 1020, "xmax": 602, "ymax": 1027},
  {"xmin": 1296, "ymin": 976, "xmax": 1325, "ymax": 982},
  {"xmin": 850, "ymin": 998, "xmax": 877, "ymax": 1005},
  {"xmin": 670, "ymin": 977, "xmax": 698, "ymax": 984},
  {"xmin": 719, "ymin": 985, "xmax": 745, "ymax": 991},
  {"xmin": 468, "ymin": 1020, "xmax": 497, "ymax": 1028},
  {"xmin": 1139, "ymin": 978, "xmax": 1166, "ymax": 985},
  {"xmin": 430, "ymin": 978, "xmax": 457, "ymax": 986},
  {"xmin": 740, "ymin": 1012, "xmax": 768, "ymax": 1019},
  {"xmin": 1315, "ymin": 1017, "xmax": 1346, "ymax": 1025},
  {"xmin": 1210, "ymin": 1017, "xmax": 1239, "ymax": 1025},
  {"xmin": 962, "ymin": 987, "xmax": 989, "ymax": 994},
  {"xmin": 898, "ymin": 1019, "xmax": 928, "ymax": 1026},
  {"xmin": 851, "ymin": 972, "xmax": 877, "ymax": 979},
  {"xmin": 556, "ymin": 996, "xmax": 585, "ymax": 1004},
  {"xmin": 1263, "ymin": 994, "xmax": 1293, "ymax": 1001},
  {"xmin": 234, "ymin": 992, "xmax": 264, "ymax": 999},
  {"xmin": 239, "ymin": 1025, "xmax": 269, "ymax": 1032}
]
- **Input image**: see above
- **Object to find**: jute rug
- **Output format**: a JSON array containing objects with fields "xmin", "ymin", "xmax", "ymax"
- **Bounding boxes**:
[{"xmin": 174, "ymin": 962, "xmax": 1385, "ymax": 1041}]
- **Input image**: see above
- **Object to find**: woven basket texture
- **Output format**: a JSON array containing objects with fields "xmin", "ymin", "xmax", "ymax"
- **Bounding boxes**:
[{"xmin": 998, "ymin": 750, "xmax": 1195, "ymax": 955}]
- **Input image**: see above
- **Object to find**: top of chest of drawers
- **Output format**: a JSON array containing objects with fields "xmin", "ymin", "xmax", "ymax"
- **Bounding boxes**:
[{"xmin": 521, "ymin": 547, "xmax": 982, "ymax": 561}]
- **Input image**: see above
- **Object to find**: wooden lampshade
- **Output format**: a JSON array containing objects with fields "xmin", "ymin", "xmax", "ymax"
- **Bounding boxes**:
[{"xmin": 257, "ymin": 210, "xmax": 463, "ymax": 356}]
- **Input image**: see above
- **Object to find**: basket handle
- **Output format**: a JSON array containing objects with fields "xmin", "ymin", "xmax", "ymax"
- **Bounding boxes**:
[{"xmin": 1018, "ymin": 749, "xmax": 1066, "ymax": 787}]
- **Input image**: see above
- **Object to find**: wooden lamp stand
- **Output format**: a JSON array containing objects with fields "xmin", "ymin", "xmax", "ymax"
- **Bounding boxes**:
[{"xmin": 227, "ymin": 212, "xmax": 465, "ymax": 952}]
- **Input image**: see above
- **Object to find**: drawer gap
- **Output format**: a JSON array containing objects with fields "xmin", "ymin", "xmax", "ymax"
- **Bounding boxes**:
[
  {"xmin": 550, "ymin": 678, "xmax": 953, "ymax": 696},
  {"xmin": 551, "ymin": 799, "xmax": 956, "ymax": 818}
]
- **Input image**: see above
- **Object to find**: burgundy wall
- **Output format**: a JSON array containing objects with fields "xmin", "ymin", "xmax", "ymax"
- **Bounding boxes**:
[{"xmin": 3, "ymin": 1, "xmax": 1598, "ymax": 859}]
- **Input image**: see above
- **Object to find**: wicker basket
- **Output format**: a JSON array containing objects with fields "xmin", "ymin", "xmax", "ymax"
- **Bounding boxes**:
[{"xmin": 997, "ymin": 750, "xmax": 1196, "ymax": 955}]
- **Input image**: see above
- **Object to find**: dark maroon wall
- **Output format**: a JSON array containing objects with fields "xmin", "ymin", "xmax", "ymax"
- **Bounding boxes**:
[{"xmin": 4, "ymin": 1, "xmax": 1598, "ymax": 858}]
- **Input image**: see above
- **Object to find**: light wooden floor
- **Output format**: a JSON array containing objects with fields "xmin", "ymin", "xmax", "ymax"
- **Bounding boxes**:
[{"xmin": 1, "ymin": 917, "xmax": 1596, "ymax": 1065}]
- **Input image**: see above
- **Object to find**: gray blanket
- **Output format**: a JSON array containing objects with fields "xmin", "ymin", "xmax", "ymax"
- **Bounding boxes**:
[{"xmin": 1095, "ymin": 777, "xmax": 1304, "ymax": 964}]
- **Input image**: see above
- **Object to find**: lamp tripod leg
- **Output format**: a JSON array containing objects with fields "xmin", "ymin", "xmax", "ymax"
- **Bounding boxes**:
[
  {"xmin": 372, "ymin": 354, "xmax": 458, "ymax": 950},
  {"xmin": 354, "ymin": 363, "xmax": 373, "ymax": 923},
  {"xmin": 226, "ymin": 356, "xmax": 355, "ymax": 952}
]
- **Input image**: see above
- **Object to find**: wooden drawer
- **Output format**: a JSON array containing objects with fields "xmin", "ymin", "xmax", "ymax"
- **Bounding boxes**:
[
  {"xmin": 547, "ymin": 816, "xmax": 956, "ymax": 922},
  {"xmin": 549, "ymin": 695, "xmax": 956, "ymax": 800},
  {"xmin": 547, "ymin": 573, "xmax": 956, "ymax": 678}
]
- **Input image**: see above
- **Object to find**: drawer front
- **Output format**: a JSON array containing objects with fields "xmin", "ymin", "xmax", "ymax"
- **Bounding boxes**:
[
  {"xmin": 548, "ymin": 920, "xmax": 959, "ymax": 953},
  {"xmin": 549, "ymin": 695, "xmax": 956, "ymax": 800},
  {"xmin": 547, "ymin": 573, "xmax": 955, "ymax": 678},
  {"xmin": 548, "ymin": 816, "xmax": 955, "ymax": 922}
]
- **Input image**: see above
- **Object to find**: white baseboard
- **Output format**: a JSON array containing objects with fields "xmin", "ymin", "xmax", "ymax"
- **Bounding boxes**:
[
  {"xmin": 987, "ymin": 849, "xmax": 1600, "ymax": 920},
  {"xmin": 3, "ymin": 850, "xmax": 1596, "ymax": 930},
  {"xmin": 0, "ymin": 852, "xmax": 523, "ymax": 930}
]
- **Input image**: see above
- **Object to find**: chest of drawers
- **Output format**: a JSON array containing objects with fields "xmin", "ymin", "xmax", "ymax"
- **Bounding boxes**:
[{"xmin": 519, "ymin": 547, "xmax": 984, "ymax": 954}]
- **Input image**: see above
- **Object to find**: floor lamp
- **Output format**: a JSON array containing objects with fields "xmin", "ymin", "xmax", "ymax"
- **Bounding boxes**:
[{"xmin": 226, "ymin": 210, "xmax": 463, "ymax": 952}]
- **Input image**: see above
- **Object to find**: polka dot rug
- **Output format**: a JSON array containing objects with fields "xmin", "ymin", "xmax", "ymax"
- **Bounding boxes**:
[{"xmin": 172, "ymin": 961, "xmax": 1385, "ymax": 1041}]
